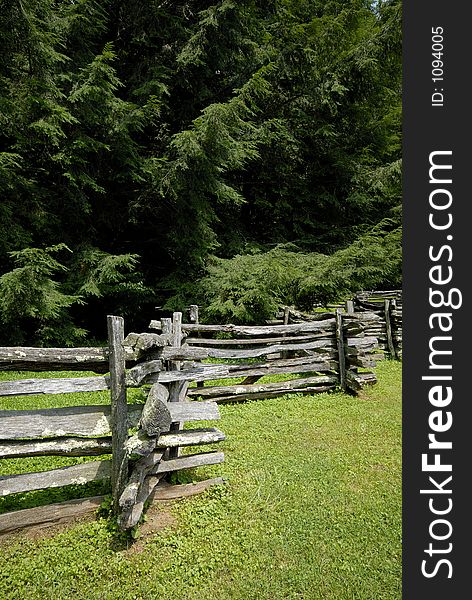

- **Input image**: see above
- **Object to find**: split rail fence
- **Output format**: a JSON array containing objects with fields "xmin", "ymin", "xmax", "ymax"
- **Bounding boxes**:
[
  {"xmin": 268, "ymin": 290, "xmax": 402, "ymax": 360},
  {"xmin": 0, "ymin": 314, "xmax": 226, "ymax": 533},
  {"xmin": 350, "ymin": 290, "xmax": 402, "ymax": 359},
  {"xmin": 0, "ymin": 306, "xmax": 383, "ymax": 533},
  {"xmin": 150, "ymin": 307, "xmax": 382, "ymax": 403}
]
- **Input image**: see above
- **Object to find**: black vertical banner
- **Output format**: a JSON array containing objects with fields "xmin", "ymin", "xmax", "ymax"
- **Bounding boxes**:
[{"xmin": 403, "ymin": 2, "xmax": 471, "ymax": 598}]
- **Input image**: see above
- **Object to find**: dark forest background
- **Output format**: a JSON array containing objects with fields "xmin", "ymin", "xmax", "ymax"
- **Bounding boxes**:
[{"xmin": 0, "ymin": 0, "xmax": 401, "ymax": 345}]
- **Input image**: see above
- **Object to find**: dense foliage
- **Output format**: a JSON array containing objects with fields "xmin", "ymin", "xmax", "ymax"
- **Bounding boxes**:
[{"xmin": 0, "ymin": 0, "xmax": 401, "ymax": 342}]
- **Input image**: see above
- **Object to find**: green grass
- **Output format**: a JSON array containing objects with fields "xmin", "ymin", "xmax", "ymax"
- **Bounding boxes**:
[{"xmin": 0, "ymin": 361, "xmax": 401, "ymax": 600}]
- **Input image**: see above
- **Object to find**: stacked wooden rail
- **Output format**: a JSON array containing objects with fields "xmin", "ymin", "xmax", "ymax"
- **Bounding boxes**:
[
  {"xmin": 149, "ymin": 309, "xmax": 382, "ymax": 403},
  {"xmin": 0, "ymin": 314, "xmax": 226, "ymax": 533},
  {"xmin": 351, "ymin": 290, "xmax": 402, "ymax": 359},
  {"xmin": 266, "ymin": 290, "xmax": 402, "ymax": 360}
]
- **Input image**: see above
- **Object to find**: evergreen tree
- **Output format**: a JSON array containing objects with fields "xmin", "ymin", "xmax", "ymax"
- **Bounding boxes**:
[{"xmin": 0, "ymin": 0, "xmax": 402, "ymax": 340}]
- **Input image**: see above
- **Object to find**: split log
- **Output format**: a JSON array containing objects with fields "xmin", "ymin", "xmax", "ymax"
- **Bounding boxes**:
[
  {"xmin": 0, "ymin": 347, "xmax": 111, "ymax": 373},
  {"xmin": 0, "ymin": 376, "xmax": 110, "ymax": 397},
  {"xmin": 139, "ymin": 383, "xmax": 172, "ymax": 436},
  {"xmin": 123, "ymin": 430, "xmax": 157, "ymax": 459},
  {"xmin": 187, "ymin": 375, "xmax": 337, "ymax": 399},
  {"xmin": 0, "ymin": 356, "xmax": 342, "ymax": 397},
  {"xmin": 157, "ymin": 428, "xmax": 225, "ymax": 448},
  {"xmin": 0, "ymin": 428, "xmax": 225, "ymax": 460},
  {"xmin": 345, "ymin": 337, "xmax": 379, "ymax": 349},
  {"xmin": 125, "ymin": 360, "xmax": 163, "ymax": 387},
  {"xmin": 0, "ymin": 496, "xmax": 105, "ymax": 535},
  {"xmin": 0, "ymin": 364, "xmax": 231, "ymax": 397},
  {"xmin": 0, "ymin": 460, "xmax": 111, "ymax": 496},
  {"xmin": 209, "ymin": 360, "xmax": 339, "ymax": 380},
  {"xmin": 342, "ymin": 312, "xmax": 382, "ymax": 322},
  {"xmin": 119, "ymin": 450, "xmax": 165, "ymax": 511},
  {"xmin": 107, "ymin": 314, "xmax": 128, "ymax": 514},
  {"xmin": 335, "ymin": 309, "xmax": 346, "ymax": 391},
  {"xmin": 168, "ymin": 312, "xmax": 184, "ymax": 460},
  {"xmin": 0, "ymin": 437, "xmax": 113, "ymax": 458},
  {"xmin": 150, "ymin": 320, "xmax": 335, "ymax": 336},
  {"xmin": 284, "ymin": 308, "xmax": 336, "ymax": 322},
  {"xmin": 144, "ymin": 363, "xmax": 231, "ymax": 384},
  {"xmin": 0, "ymin": 401, "xmax": 220, "ymax": 440},
  {"xmin": 209, "ymin": 385, "xmax": 335, "ymax": 403},
  {"xmin": 119, "ymin": 474, "xmax": 164, "ymax": 530},
  {"xmin": 202, "ymin": 339, "xmax": 336, "ymax": 360},
  {"xmin": 150, "ymin": 451, "xmax": 225, "ymax": 476},
  {"xmin": 0, "ymin": 336, "xmax": 206, "ymax": 373},
  {"xmin": 384, "ymin": 299, "xmax": 397, "ymax": 359},
  {"xmin": 0, "ymin": 451, "xmax": 224, "ymax": 497},
  {"xmin": 0, "ymin": 478, "xmax": 225, "ymax": 535},
  {"xmin": 0, "ymin": 404, "xmax": 143, "ymax": 439},
  {"xmin": 346, "ymin": 371, "xmax": 377, "ymax": 391},
  {"xmin": 226, "ymin": 355, "xmax": 336, "ymax": 371},
  {"xmin": 185, "ymin": 333, "xmax": 332, "ymax": 346},
  {"xmin": 123, "ymin": 332, "xmax": 172, "ymax": 354},
  {"xmin": 159, "ymin": 346, "xmax": 209, "ymax": 361}
]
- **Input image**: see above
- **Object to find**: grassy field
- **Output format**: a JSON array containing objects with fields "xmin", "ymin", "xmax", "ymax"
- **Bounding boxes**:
[{"xmin": 0, "ymin": 361, "xmax": 401, "ymax": 600}]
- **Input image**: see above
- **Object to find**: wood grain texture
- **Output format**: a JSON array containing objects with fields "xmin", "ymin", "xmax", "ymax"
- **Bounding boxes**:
[
  {"xmin": 201, "ymin": 339, "xmax": 335, "ymax": 360},
  {"xmin": 168, "ymin": 312, "xmax": 184, "ymax": 459},
  {"xmin": 384, "ymin": 298, "xmax": 397, "ymax": 359},
  {"xmin": 0, "ymin": 437, "xmax": 113, "ymax": 458},
  {"xmin": 335, "ymin": 309, "xmax": 347, "ymax": 391},
  {"xmin": 188, "ymin": 375, "xmax": 337, "ymax": 399},
  {"xmin": 0, "ymin": 364, "xmax": 228, "ymax": 397},
  {"xmin": 0, "ymin": 347, "xmax": 111, "ymax": 373},
  {"xmin": 0, "ymin": 496, "xmax": 105, "ymax": 534},
  {"xmin": 0, "ymin": 460, "xmax": 112, "ymax": 496},
  {"xmin": 150, "ymin": 320, "xmax": 335, "ymax": 336},
  {"xmin": 185, "ymin": 333, "xmax": 330, "ymax": 346},
  {"xmin": 0, "ymin": 428, "xmax": 225, "ymax": 459},
  {"xmin": 0, "ymin": 401, "xmax": 220, "ymax": 440},
  {"xmin": 139, "ymin": 383, "xmax": 171, "ymax": 436},
  {"xmin": 107, "ymin": 315, "xmax": 128, "ymax": 512},
  {"xmin": 119, "ymin": 450, "xmax": 165, "ymax": 511},
  {"xmin": 0, "ymin": 376, "xmax": 110, "ymax": 397},
  {"xmin": 0, "ymin": 478, "xmax": 226, "ymax": 534},
  {"xmin": 210, "ymin": 386, "xmax": 335, "ymax": 403},
  {"xmin": 151, "ymin": 451, "xmax": 225, "ymax": 475},
  {"xmin": 0, "ymin": 451, "xmax": 224, "ymax": 497}
]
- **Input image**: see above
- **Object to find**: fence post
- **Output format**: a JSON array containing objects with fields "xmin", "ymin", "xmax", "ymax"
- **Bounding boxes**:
[
  {"xmin": 335, "ymin": 309, "xmax": 347, "ymax": 391},
  {"xmin": 107, "ymin": 315, "xmax": 128, "ymax": 513},
  {"xmin": 161, "ymin": 317, "xmax": 172, "ymax": 336},
  {"xmin": 345, "ymin": 300, "xmax": 355, "ymax": 314},
  {"xmin": 189, "ymin": 305, "xmax": 204, "ymax": 389},
  {"xmin": 168, "ymin": 312, "xmax": 183, "ymax": 459},
  {"xmin": 189, "ymin": 304, "xmax": 199, "ymax": 324},
  {"xmin": 283, "ymin": 306, "xmax": 290, "ymax": 325},
  {"xmin": 384, "ymin": 299, "xmax": 397, "ymax": 359}
]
